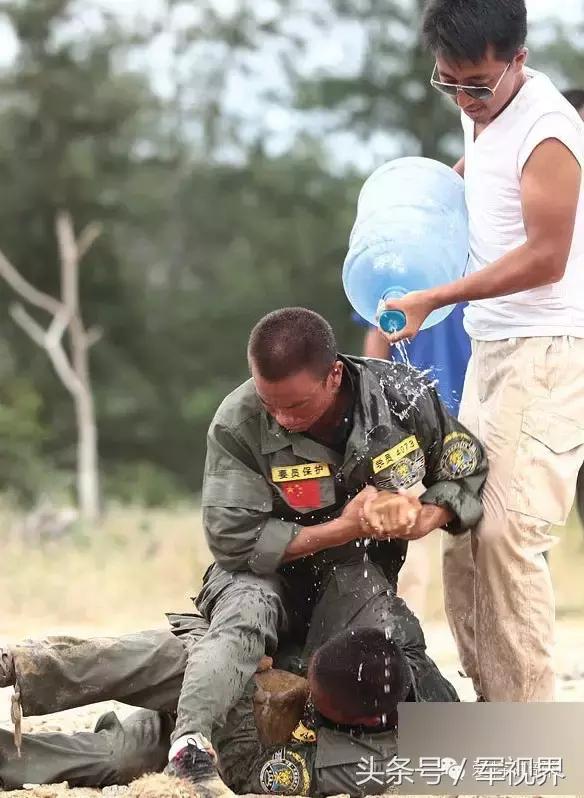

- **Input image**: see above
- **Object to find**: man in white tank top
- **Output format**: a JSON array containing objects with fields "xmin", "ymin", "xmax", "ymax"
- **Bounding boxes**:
[{"xmin": 380, "ymin": 0, "xmax": 584, "ymax": 702}]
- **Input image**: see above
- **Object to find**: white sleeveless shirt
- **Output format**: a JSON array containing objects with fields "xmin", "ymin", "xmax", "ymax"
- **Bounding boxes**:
[{"xmin": 462, "ymin": 68, "xmax": 584, "ymax": 340}]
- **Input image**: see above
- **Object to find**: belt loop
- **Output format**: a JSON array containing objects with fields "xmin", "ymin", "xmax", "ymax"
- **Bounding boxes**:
[{"xmin": 533, "ymin": 337, "xmax": 551, "ymax": 388}]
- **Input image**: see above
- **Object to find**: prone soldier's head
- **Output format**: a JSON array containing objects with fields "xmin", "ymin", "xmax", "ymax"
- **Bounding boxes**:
[
  {"xmin": 307, "ymin": 628, "xmax": 413, "ymax": 729},
  {"xmin": 248, "ymin": 307, "xmax": 344, "ymax": 433}
]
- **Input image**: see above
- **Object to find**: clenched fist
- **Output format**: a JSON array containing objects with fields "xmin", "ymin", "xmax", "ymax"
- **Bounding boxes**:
[{"xmin": 360, "ymin": 488, "xmax": 424, "ymax": 540}]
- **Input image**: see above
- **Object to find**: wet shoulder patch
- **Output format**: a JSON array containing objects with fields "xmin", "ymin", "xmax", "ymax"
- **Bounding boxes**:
[
  {"xmin": 439, "ymin": 432, "xmax": 479, "ymax": 479},
  {"xmin": 371, "ymin": 435, "xmax": 419, "ymax": 474},
  {"xmin": 259, "ymin": 747, "xmax": 311, "ymax": 795},
  {"xmin": 372, "ymin": 436, "xmax": 425, "ymax": 489}
]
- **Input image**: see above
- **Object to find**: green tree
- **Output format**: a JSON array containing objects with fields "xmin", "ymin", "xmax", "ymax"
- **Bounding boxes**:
[{"xmin": 294, "ymin": 0, "xmax": 461, "ymax": 163}]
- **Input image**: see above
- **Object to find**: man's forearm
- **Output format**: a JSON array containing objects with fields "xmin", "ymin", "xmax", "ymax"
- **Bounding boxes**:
[
  {"xmin": 283, "ymin": 518, "xmax": 358, "ymax": 562},
  {"xmin": 427, "ymin": 241, "xmax": 564, "ymax": 310},
  {"xmin": 416, "ymin": 504, "xmax": 454, "ymax": 536}
]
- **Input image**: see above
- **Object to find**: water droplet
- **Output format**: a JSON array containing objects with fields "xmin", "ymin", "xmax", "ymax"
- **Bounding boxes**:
[{"xmin": 357, "ymin": 662, "xmax": 363, "ymax": 682}]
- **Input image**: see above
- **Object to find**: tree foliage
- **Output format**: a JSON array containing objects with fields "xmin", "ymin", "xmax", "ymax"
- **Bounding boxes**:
[{"xmin": 0, "ymin": 0, "xmax": 580, "ymax": 506}]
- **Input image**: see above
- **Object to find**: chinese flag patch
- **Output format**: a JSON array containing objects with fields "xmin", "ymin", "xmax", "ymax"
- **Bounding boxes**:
[{"xmin": 283, "ymin": 480, "xmax": 321, "ymax": 510}]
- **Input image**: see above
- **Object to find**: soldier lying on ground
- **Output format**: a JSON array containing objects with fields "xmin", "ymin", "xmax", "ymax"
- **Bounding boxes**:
[
  {"xmin": 153, "ymin": 307, "xmax": 485, "ymax": 788},
  {"xmin": 0, "ymin": 623, "xmax": 457, "ymax": 796}
]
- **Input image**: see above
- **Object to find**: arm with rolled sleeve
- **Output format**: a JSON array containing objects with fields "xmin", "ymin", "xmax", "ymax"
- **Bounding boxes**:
[
  {"xmin": 202, "ymin": 422, "xmax": 301, "ymax": 575},
  {"xmin": 413, "ymin": 385, "xmax": 488, "ymax": 534}
]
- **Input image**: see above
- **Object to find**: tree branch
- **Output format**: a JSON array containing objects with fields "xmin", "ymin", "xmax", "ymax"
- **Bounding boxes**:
[
  {"xmin": 77, "ymin": 222, "xmax": 103, "ymax": 261},
  {"xmin": 10, "ymin": 303, "xmax": 46, "ymax": 348},
  {"xmin": 56, "ymin": 210, "xmax": 78, "ymax": 312},
  {"xmin": 85, "ymin": 325, "xmax": 103, "ymax": 348},
  {"xmin": 0, "ymin": 250, "xmax": 62, "ymax": 316},
  {"xmin": 10, "ymin": 302, "xmax": 83, "ymax": 399}
]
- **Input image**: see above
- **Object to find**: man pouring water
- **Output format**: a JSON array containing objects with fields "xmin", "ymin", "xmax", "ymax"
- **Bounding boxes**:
[{"xmin": 374, "ymin": 0, "xmax": 584, "ymax": 702}]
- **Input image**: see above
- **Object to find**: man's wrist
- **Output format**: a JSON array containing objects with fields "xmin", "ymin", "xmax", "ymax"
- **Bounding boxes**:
[
  {"xmin": 418, "ymin": 504, "xmax": 454, "ymax": 533},
  {"xmin": 426, "ymin": 285, "xmax": 455, "ymax": 311},
  {"xmin": 331, "ymin": 516, "xmax": 361, "ymax": 542}
]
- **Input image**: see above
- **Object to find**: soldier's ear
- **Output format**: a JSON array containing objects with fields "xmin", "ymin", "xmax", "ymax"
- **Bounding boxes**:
[{"xmin": 329, "ymin": 361, "xmax": 344, "ymax": 389}]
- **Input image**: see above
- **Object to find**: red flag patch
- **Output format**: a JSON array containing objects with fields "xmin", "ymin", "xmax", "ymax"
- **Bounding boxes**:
[{"xmin": 283, "ymin": 479, "xmax": 321, "ymax": 510}]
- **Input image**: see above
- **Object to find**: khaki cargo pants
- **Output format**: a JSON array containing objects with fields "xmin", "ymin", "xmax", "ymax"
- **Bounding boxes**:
[{"xmin": 443, "ymin": 336, "xmax": 584, "ymax": 701}]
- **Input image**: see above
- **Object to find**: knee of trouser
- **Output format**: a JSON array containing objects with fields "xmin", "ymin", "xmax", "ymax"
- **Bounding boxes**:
[
  {"xmin": 224, "ymin": 582, "xmax": 283, "ymax": 628},
  {"xmin": 95, "ymin": 710, "xmax": 173, "ymax": 784}
]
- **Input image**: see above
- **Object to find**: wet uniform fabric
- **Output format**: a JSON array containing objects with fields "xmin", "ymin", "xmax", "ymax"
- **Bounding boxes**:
[
  {"xmin": 0, "ymin": 578, "xmax": 458, "ymax": 796},
  {"xmin": 174, "ymin": 355, "xmax": 485, "ymax": 743}
]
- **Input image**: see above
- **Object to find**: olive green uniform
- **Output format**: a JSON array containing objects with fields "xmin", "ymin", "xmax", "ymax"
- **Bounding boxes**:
[
  {"xmin": 173, "ymin": 355, "xmax": 486, "ymax": 744},
  {"xmin": 0, "ymin": 578, "xmax": 458, "ymax": 796}
]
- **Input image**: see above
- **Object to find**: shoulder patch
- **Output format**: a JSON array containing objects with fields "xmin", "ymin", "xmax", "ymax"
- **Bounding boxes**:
[
  {"xmin": 439, "ymin": 432, "xmax": 479, "ymax": 479},
  {"xmin": 259, "ymin": 748, "xmax": 311, "ymax": 795}
]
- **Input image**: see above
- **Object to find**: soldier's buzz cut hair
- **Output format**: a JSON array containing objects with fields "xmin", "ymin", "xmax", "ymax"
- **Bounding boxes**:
[
  {"xmin": 248, "ymin": 307, "xmax": 337, "ymax": 381},
  {"xmin": 310, "ymin": 628, "xmax": 412, "ymax": 721},
  {"xmin": 422, "ymin": 0, "xmax": 527, "ymax": 64}
]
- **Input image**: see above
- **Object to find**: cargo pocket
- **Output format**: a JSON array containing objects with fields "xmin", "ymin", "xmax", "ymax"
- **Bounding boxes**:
[{"xmin": 506, "ymin": 410, "xmax": 584, "ymax": 525}]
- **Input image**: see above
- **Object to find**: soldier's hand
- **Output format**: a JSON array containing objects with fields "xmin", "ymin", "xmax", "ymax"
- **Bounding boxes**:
[
  {"xmin": 341, "ymin": 485, "xmax": 379, "ymax": 532},
  {"xmin": 256, "ymin": 655, "xmax": 273, "ymax": 672},
  {"xmin": 360, "ymin": 489, "xmax": 423, "ymax": 540}
]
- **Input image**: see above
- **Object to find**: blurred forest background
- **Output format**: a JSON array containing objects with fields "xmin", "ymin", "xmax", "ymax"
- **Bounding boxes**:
[{"xmin": 0, "ymin": 0, "xmax": 582, "ymax": 514}]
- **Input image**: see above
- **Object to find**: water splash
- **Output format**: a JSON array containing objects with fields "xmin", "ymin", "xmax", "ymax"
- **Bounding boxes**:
[{"xmin": 377, "ymin": 360, "xmax": 439, "ymax": 423}]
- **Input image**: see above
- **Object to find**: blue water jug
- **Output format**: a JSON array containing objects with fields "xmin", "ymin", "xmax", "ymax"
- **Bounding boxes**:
[{"xmin": 342, "ymin": 157, "xmax": 469, "ymax": 333}]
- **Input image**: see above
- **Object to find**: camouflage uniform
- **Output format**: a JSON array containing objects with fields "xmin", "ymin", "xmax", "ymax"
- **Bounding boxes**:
[{"xmin": 174, "ymin": 355, "xmax": 486, "ymax": 744}]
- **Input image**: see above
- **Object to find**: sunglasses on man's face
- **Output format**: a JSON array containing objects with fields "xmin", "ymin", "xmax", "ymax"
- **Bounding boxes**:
[{"xmin": 430, "ymin": 61, "xmax": 511, "ymax": 101}]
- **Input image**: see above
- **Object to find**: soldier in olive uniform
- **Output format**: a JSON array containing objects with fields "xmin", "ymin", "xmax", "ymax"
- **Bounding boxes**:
[
  {"xmin": 160, "ymin": 308, "xmax": 486, "ymax": 786},
  {"xmin": 0, "ymin": 621, "xmax": 458, "ymax": 796}
]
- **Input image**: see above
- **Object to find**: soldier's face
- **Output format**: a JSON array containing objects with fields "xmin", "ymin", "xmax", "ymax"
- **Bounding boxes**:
[{"xmin": 253, "ymin": 363, "xmax": 343, "ymax": 433}]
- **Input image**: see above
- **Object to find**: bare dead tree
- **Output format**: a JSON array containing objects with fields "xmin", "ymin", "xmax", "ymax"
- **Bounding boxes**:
[{"xmin": 0, "ymin": 210, "xmax": 102, "ymax": 522}]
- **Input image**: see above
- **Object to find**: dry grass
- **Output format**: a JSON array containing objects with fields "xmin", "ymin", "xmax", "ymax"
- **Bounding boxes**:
[
  {"xmin": 0, "ymin": 504, "xmax": 213, "ymax": 637},
  {"xmin": 1, "ymin": 503, "xmax": 583, "ymax": 638}
]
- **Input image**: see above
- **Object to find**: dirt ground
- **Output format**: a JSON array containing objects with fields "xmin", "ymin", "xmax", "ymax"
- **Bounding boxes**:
[{"xmin": 3, "ymin": 621, "xmax": 584, "ymax": 798}]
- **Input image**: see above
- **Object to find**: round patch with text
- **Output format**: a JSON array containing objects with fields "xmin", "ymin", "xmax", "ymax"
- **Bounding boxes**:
[{"xmin": 259, "ymin": 748, "xmax": 310, "ymax": 795}]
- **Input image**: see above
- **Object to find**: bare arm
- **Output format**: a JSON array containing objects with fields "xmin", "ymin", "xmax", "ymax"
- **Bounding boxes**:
[
  {"xmin": 383, "ymin": 138, "xmax": 581, "ymax": 341},
  {"xmin": 363, "ymin": 327, "xmax": 391, "ymax": 359},
  {"xmin": 283, "ymin": 485, "xmax": 377, "ymax": 560},
  {"xmin": 453, "ymin": 156, "xmax": 465, "ymax": 178},
  {"xmin": 283, "ymin": 517, "xmax": 360, "ymax": 561},
  {"xmin": 432, "ymin": 139, "xmax": 580, "ymax": 303}
]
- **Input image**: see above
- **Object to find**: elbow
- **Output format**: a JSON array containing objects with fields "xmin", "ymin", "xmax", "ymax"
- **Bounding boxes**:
[
  {"xmin": 547, "ymin": 260, "xmax": 568, "ymax": 283},
  {"xmin": 529, "ymin": 246, "xmax": 568, "ymax": 286}
]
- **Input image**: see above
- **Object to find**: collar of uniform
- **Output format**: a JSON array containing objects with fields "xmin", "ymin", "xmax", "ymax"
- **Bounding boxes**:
[
  {"xmin": 260, "ymin": 412, "xmax": 343, "ymax": 464},
  {"xmin": 340, "ymin": 354, "xmax": 392, "ymax": 431},
  {"xmin": 338, "ymin": 355, "xmax": 394, "ymax": 470}
]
